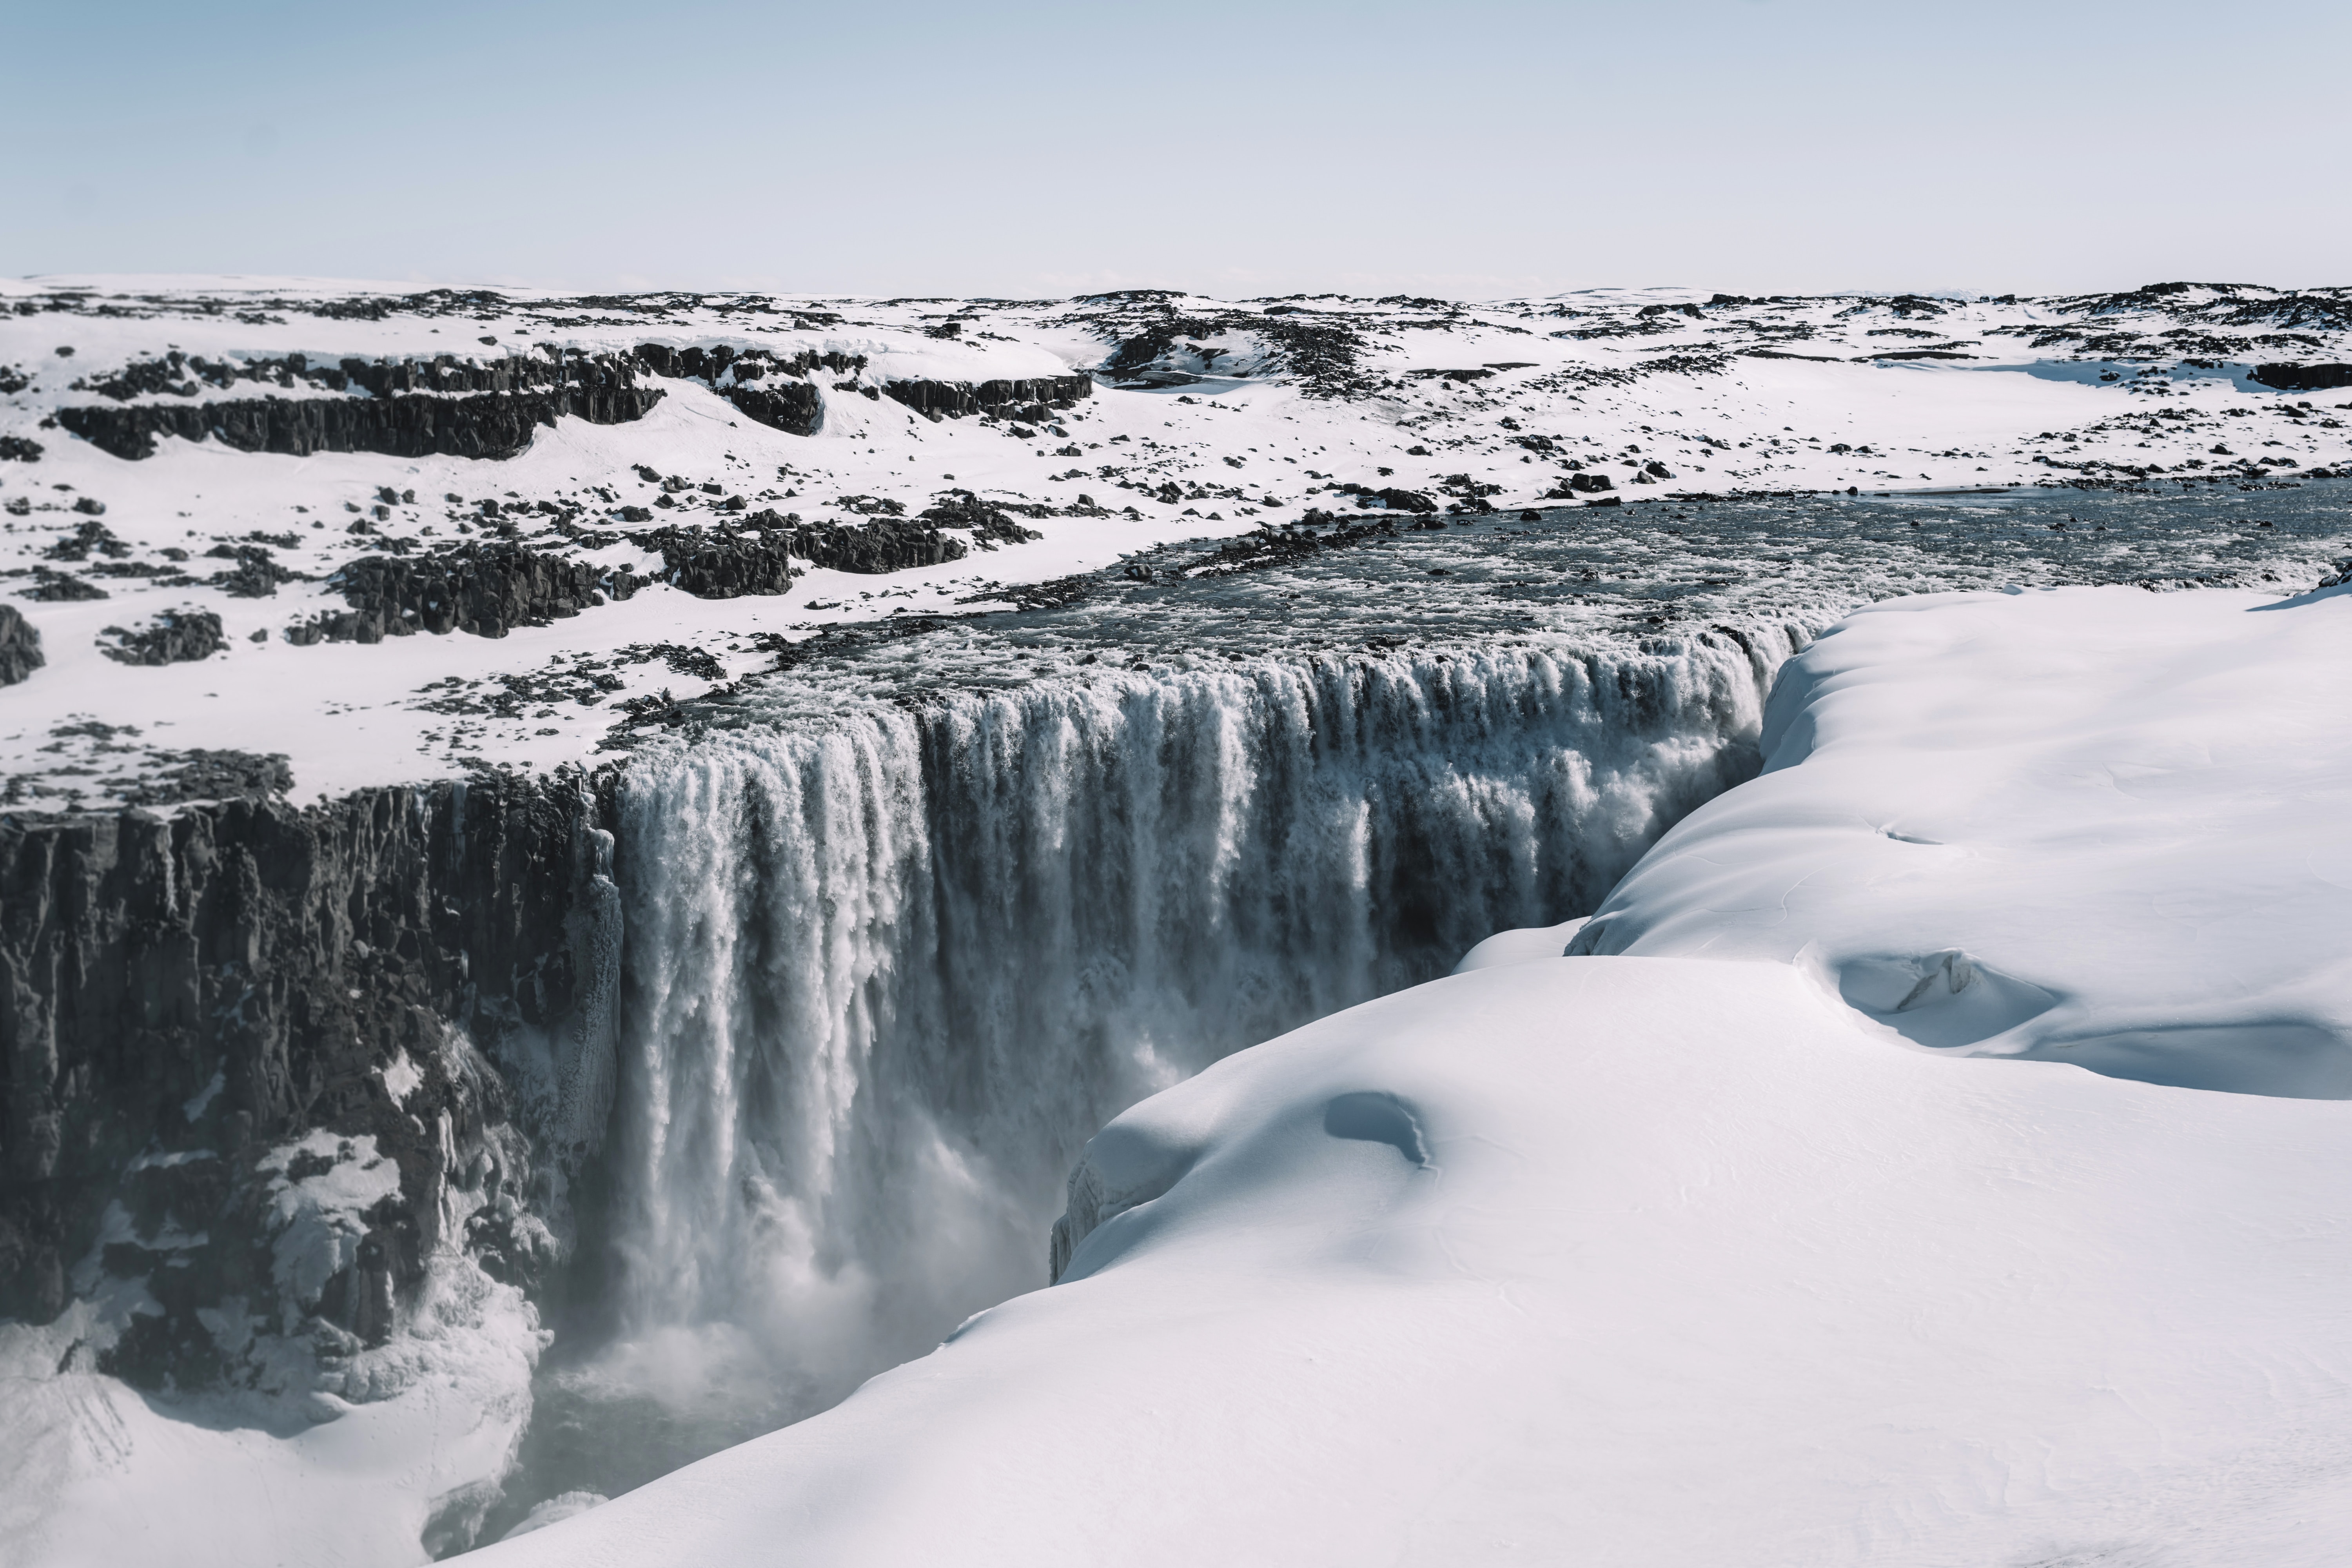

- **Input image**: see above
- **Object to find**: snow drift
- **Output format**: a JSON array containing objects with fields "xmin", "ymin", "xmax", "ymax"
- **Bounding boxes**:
[
  {"xmin": 1568, "ymin": 582, "xmax": 2352, "ymax": 1096},
  {"xmin": 479, "ymin": 582, "xmax": 2352, "ymax": 1567}
]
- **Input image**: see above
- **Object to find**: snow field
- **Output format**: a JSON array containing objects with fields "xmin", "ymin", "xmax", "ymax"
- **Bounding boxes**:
[{"xmin": 480, "ymin": 957, "xmax": 2352, "ymax": 1568}]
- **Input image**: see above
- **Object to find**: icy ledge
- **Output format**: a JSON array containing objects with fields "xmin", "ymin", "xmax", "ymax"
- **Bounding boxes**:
[{"xmin": 479, "ymin": 584, "xmax": 2352, "ymax": 1567}]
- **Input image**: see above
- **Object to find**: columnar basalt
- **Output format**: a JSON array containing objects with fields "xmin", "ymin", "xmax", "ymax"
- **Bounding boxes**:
[
  {"xmin": 53, "ymin": 353, "xmax": 661, "ymax": 461},
  {"xmin": 881, "ymin": 373, "xmax": 1094, "ymax": 421},
  {"xmin": 0, "ymin": 775, "xmax": 617, "ymax": 1394}
]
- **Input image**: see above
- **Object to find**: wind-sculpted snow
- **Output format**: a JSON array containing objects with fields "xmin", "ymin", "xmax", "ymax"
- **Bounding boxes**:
[
  {"xmin": 482, "ymin": 957, "xmax": 2352, "ymax": 1568},
  {"xmin": 1562, "ymin": 583, "xmax": 2352, "ymax": 1096},
  {"xmin": 585, "ymin": 631, "xmax": 1786, "ymax": 1447},
  {"xmin": 474, "ymin": 586, "xmax": 2352, "ymax": 1568}
]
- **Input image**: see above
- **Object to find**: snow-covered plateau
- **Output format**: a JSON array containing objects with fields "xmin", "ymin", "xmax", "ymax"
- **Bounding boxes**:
[{"xmin": 2, "ymin": 277, "xmax": 2350, "ymax": 1564}]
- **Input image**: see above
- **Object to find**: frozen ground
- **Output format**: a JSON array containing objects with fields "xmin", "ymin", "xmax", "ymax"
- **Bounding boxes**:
[
  {"xmin": 474, "ymin": 582, "xmax": 2352, "ymax": 1568},
  {"xmin": 3, "ymin": 277, "xmax": 2347, "ymax": 804}
]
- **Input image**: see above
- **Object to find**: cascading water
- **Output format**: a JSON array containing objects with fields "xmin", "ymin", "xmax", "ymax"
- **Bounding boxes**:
[{"xmin": 559, "ymin": 629, "xmax": 1798, "ymax": 1451}]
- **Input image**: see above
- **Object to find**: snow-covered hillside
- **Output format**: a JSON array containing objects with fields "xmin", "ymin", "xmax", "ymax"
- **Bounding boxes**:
[
  {"xmin": 470, "ymin": 582, "xmax": 2352, "ymax": 1568},
  {"xmin": 4, "ymin": 277, "xmax": 2347, "ymax": 804}
]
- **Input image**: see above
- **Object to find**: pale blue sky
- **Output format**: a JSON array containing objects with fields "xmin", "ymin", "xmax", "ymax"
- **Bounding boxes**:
[{"xmin": 5, "ymin": 0, "xmax": 2345, "ymax": 296}]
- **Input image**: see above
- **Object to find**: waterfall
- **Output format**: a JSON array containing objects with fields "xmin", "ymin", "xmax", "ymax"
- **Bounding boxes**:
[{"xmin": 596, "ymin": 627, "xmax": 1802, "ymax": 1420}]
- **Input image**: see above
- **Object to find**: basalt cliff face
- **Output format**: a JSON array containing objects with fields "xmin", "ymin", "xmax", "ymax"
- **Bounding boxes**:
[{"xmin": 0, "ymin": 775, "xmax": 617, "ymax": 1391}]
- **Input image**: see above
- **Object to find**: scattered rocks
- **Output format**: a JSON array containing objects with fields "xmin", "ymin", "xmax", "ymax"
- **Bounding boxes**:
[
  {"xmin": 118, "ymin": 748, "xmax": 295, "ymax": 806},
  {"xmin": 1175, "ymin": 514, "xmax": 1403, "ymax": 577},
  {"xmin": 919, "ymin": 490, "xmax": 1045, "ymax": 547},
  {"xmin": 44, "ymin": 519, "xmax": 130, "ymax": 561},
  {"xmin": 22, "ymin": 568, "xmax": 107, "ymax": 601},
  {"xmin": 204, "ymin": 544, "xmax": 306, "ymax": 598},
  {"xmin": 98, "ymin": 609, "xmax": 227, "ymax": 665}
]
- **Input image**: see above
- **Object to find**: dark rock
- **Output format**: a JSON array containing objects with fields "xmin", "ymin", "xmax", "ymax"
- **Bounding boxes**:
[
  {"xmin": 205, "ymin": 546, "xmax": 305, "ymax": 599},
  {"xmin": 54, "ymin": 353, "xmax": 661, "ymax": 462},
  {"xmin": 2250, "ymin": 363, "xmax": 2352, "ymax": 392},
  {"xmin": 0, "ymin": 436, "xmax": 42, "ymax": 462},
  {"xmin": 99, "ymin": 610, "xmax": 227, "ymax": 666},
  {"xmin": 44, "ymin": 520, "xmax": 130, "ymax": 561},
  {"xmin": 634, "ymin": 525, "xmax": 798, "ymax": 597},
  {"xmin": 312, "ymin": 542, "xmax": 623, "ymax": 641},
  {"xmin": 1566, "ymin": 473, "xmax": 1615, "ymax": 494},
  {"xmin": 0, "ymin": 777, "xmax": 612, "ymax": 1388},
  {"xmin": 918, "ymin": 491, "xmax": 1044, "ymax": 547},
  {"xmin": 727, "ymin": 381, "xmax": 824, "ymax": 436},
  {"xmin": 23, "ymin": 569, "xmax": 107, "ymax": 601},
  {"xmin": 119, "ymin": 749, "xmax": 295, "ymax": 807},
  {"xmin": 630, "ymin": 346, "xmax": 865, "ymax": 437},
  {"xmin": 726, "ymin": 510, "xmax": 975, "ymax": 576},
  {"xmin": 0, "ymin": 605, "xmax": 42, "ymax": 685},
  {"xmin": 881, "ymin": 374, "xmax": 1094, "ymax": 422}
]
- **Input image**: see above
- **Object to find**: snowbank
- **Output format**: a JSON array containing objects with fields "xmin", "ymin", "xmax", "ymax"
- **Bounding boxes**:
[
  {"xmin": 475, "ymin": 586, "xmax": 2352, "ymax": 1566},
  {"xmin": 1570, "ymin": 582, "xmax": 2352, "ymax": 1096}
]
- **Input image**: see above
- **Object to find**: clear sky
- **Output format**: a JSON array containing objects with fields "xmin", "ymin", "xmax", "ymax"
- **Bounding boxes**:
[{"xmin": 5, "ymin": 0, "xmax": 2345, "ymax": 299}]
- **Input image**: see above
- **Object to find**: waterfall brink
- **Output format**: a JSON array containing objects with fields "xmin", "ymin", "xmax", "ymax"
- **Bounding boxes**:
[{"xmin": 601, "ymin": 628, "xmax": 1800, "ymax": 1419}]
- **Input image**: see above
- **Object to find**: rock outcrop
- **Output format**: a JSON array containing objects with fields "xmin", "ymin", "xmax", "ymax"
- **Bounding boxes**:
[
  {"xmin": 725, "ymin": 381, "xmax": 824, "ymax": 436},
  {"xmin": 301, "ymin": 543, "xmax": 631, "ymax": 643},
  {"xmin": 630, "ymin": 344, "xmax": 864, "ymax": 437},
  {"xmin": 882, "ymin": 374, "xmax": 1093, "ymax": 422},
  {"xmin": 99, "ymin": 609, "xmax": 227, "ymax": 665},
  {"xmin": 637, "ymin": 526, "xmax": 799, "ymax": 597},
  {"xmin": 0, "ymin": 776, "xmax": 615, "ymax": 1391},
  {"xmin": 54, "ymin": 353, "xmax": 660, "ymax": 461},
  {"xmin": 2250, "ymin": 362, "xmax": 2352, "ymax": 392},
  {"xmin": 791, "ymin": 518, "xmax": 965, "ymax": 573},
  {"xmin": 0, "ymin": 605, "xmax": 41, "ymax": 685}
]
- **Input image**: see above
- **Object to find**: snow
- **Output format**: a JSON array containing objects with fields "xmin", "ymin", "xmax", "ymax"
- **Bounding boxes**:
[
  {"xmin": 472, "ymin": 583, "xmax": 2352, "ymax": 1567},
  {"xmin": 5, "ymin": 279, "xmax": 2347, "ymax": 806},
  {"xmin": 1569, "ymin": 582, "xmax": 2352, "ymax": 1096},
  {"xmin": 497, "ymin": 1491, "xmax": 608, "ymax": 1541},
  {"xmin": 0, "ymin": 1270, "xmax": 540, "ymax": 1568},
  {"xmin": 3, "ymin": 1123, "xmax": 548, "ymax": 1567},
  {"xmin": 258, "ymin": 1132, "xmax": 406, "ymax": 1318}
]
